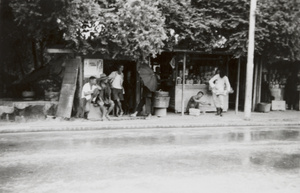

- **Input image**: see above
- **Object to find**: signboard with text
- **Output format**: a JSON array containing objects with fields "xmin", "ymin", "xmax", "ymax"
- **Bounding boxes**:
[{"xmin": 83, "ymin": 59, "xmax": 103, "ymax": 78}]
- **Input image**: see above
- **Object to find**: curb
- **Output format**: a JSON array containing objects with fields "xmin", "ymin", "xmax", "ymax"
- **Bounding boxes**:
[{"xmin": 1, "ymin": 121, "xmax": 300, "ymax": 134}]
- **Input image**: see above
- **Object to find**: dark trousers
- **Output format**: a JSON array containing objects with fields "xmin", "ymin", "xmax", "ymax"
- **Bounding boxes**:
[{"xmin": 136, "ymin": 97, "xmax": 146, "ymax": 113}]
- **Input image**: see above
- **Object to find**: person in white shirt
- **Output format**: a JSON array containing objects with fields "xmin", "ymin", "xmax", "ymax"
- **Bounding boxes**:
[
  {"xmin": 81, "ymin": 76, "xmax": 98, "ymax": 119},
  {"xmin": 108, "ymin": 65, "xmax": 124, "ymax": 117},
  {"xmin": 209, "ymin": 68, "xmax": 231, "ymax": 116}
]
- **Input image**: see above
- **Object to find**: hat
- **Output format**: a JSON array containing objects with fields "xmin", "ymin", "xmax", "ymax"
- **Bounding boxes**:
[{"xmin": 99, "ymin": 74, "xmax": 108, "ymax": 81}]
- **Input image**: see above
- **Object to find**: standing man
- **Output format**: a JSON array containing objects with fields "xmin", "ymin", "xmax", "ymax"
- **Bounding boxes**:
[
  {"xmin": 209, "ymin": 68, "xmax": 231, "ymax": 117},
  {"xmin": 109, "ymin": 65, "xmax": 124, "ymax": 117},
  {"xmin": 81, "ymin": 76, "xmax": 98, "ymax": 119},
  {"xmin": 285, "ymin": 71, "xmax": 298, "ymax": 110}
]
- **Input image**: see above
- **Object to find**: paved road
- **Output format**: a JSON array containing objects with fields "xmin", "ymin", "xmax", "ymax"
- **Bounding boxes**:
[{"xmin": 0, "ymin": 126, "xmax": 300, "ymax": 193}]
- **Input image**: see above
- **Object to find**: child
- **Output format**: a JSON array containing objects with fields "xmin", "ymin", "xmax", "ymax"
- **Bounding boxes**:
[{"xmin": 186, "ymin": 91, "xmax": 211, "ymax": 115}]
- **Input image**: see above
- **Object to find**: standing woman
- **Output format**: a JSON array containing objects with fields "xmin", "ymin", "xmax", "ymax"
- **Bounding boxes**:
[{"xmin": 209, "ymin": 68, "xmax": 231, "ymax": 116}]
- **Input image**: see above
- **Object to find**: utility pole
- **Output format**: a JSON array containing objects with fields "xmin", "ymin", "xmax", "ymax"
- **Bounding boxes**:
[{"xmin": 244, "ymin": 0, "xmax": 257, "ymax": 120}]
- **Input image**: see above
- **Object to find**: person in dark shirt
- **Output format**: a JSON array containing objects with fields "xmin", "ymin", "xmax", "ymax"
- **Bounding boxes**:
[
  {"xmin": 130, "ymin": 84, "xmax": 152, "ymax": 118},
  {"xmin": 123, "ymin": 71, "xmax": 135, "ymax": 114},
  {"xmin": 186, "ymin": 91, "xmax": 211, "ymax": 114},
  {"xmin": 285, "ymin": 71, "xmax": 298, "ymax": 110}
]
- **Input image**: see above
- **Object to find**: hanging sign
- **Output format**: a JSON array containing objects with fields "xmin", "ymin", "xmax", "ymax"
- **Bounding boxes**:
[{"xmin": 83, "ymin": 59, "xmax": 103, "ymax": 78}]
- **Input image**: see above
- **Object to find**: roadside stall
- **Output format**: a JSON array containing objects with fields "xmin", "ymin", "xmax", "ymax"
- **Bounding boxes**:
[
  {"xmin": 261, "ymin": 61, "xmax": 300, "ymax": 111},
  {"xmin": 152, "ymin": 51, "xmax": 233, "ymax": 114},
  {"xmin": 0, "ymin": 53, "xmax": 68, "ymax": 121}
]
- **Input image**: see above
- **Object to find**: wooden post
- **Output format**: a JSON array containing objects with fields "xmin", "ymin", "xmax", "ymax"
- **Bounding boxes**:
[
  {"xmin": 299, "ymin": 91, "xmax": 300, "ymax": 111},
  {"xmin": 181, "ymin": 53, "xmax": 186, "ymax": 116},
  {"xmin": 235, "ymin": 58, "xmax": 241, "ymax": 114},
  {"xmin": 256, "ymin": 57, "xmax": 263, "ymax": 104},
  {"xmin": 244, "ymin": 0, "xmax": 257, "ymax": 120},
  {"xmin": 136, "ymin": 61, "xmax": 141, "ymax": 108},
  {"xmin": 76, "ymin": 57, "xmax": 83, "ymax": 118},
  {"xmin": 252, "ymin": 59, "xmax": 258, "ymax": 111}
]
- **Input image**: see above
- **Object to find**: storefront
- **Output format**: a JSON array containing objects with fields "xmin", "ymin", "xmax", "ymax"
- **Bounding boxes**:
[
  {"xmin": 152, "ymin": 50, "xmax": 237, "ymax": 114},
  {"xmin": 260, "ymin": 60, "xmax": 300, "ymax": 110},
  {"xmin": 78, "ymin": 55, "xmax": 139, "ymax": 118}
]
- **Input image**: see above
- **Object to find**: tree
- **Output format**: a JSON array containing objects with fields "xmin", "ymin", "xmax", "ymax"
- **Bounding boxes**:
[
  {"xmin": 0, "ymin": 0, "xmax": 36, "ymax": 80},
  {"xmin": 158, "ymin": 0, "xmax": 221, "ymax": 51},
  {"xmin": 191, "ymin": 0, "xmax": 300, "ymax": 61},
  {"xmin": 257, "ymin": 0, "xmax": 300, "ymax": 61},
  {"xmin": 9, "ymin": 0, "xmax": 168, "ymax": 61},
  {"xmin": 8, "ymin": 0, "xmax": 300, "ymax": 63}
]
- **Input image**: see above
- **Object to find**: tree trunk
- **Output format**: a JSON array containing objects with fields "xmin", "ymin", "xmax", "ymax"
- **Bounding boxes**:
[
  {"xmin": 40, "ymin": 41, "xmax": 44, "ymax": 67},
  {"xmin": 32, "ymin": 40, "xmax": 38, "ymax": 69}
]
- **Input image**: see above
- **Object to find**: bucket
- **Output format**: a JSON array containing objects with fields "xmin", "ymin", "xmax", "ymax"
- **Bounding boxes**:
[
  {"xmin": 153, "ymin": 96, "xmax": 170, "ymax": 108},
  {"xmin": 256, "ymin": 103, "xmax": 271, "ymax": 113}
]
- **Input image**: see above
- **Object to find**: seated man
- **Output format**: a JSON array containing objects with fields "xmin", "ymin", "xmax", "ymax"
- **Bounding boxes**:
[
  {"xmin": 94, "ymin": 74, "xmax": 115, "ymax": 120},
  {"xmin": 81, "ymin": 76, "xmax": 98, "ymax": 119},
  {"xmin": 186, "ymin": 91, "xmax": 211, "ymax": 115}
]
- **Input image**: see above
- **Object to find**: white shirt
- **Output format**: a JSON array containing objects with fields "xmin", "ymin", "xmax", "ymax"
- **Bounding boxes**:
[
  {"xmin": 109, "ymin": 71, "xmax": 124, "ymax": 89},
  {"xmin": 81, "ymin": 82, "xmax": 97, "ymax": 100},
  {"xmin": 209, "ymin": 74, "xmax": 231, "ymax": 95}
]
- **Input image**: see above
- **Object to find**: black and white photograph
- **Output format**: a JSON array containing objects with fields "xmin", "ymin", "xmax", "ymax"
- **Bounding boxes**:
[{"xmin": 0, "ymin": 0, "xmax": 300, "ymax": 192}]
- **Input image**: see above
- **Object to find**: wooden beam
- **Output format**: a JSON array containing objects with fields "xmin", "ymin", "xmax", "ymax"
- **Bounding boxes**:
[
  {"xmin": 235, "ymin": 58, "xmax": 241, "ymax": 114},
  {"xmin": 56, "ymin": 58, "xmax": 80, "ymax": 118},
  {"xmin": 46, "ymin": 48, "xmax": 74, "ymax": 54},
  {"xmin": 181, "ymin": 53, "xmax": 187, "ymax": 116},
  {"xmin": 76, "ymin": 57, "xmax": 84, "ymax": 118},
  {"xmin": 163, "ymin": 49, "xmax": 231, "ymax": 55}
]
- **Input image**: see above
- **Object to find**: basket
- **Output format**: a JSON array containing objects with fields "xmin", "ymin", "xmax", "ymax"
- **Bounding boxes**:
[
  {"xmin": 256, "ymin": 103, "xmax": 271, "ymax": 113},
  {"xmin": 189, "ymin": 108, "xmax": 200, "ymax": 116},
  {"xmin": 153, "ymin": 96, "xmax": 170, "ymax": 108}
]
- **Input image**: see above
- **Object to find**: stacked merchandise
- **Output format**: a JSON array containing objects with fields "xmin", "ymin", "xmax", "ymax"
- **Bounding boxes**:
[
  {"xmin": 176, "ymin": 65, "xmax": 216, "ymax": 85},
  {"xmin": 266, "ymin": 68, "xmax": 287, "ymax": 110}
]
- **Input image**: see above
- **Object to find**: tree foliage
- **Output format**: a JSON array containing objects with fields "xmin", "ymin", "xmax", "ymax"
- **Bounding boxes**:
[
  {"xmin": 192, "ymin": 0, "xmax": 300, "ymax": 61},
  {"xmin": 8, "ymin": 0, "xmax": 300, "ymax": 62},
  {"xmin": 10, "ymin": 0, "xmax": 168, "ymax": 61},
  {"xmin": 257, "ymin": 0, "xmax": 300, "ymax": 61}
]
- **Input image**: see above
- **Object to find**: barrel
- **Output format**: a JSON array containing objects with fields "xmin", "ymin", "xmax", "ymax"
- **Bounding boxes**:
[
  {"xmin": 155, "ymin": 91, "xmax": 169, "ymax": 97},
  {"xmin": 153, "ymin": 96, "xmax": 170, "ymax": 108}
]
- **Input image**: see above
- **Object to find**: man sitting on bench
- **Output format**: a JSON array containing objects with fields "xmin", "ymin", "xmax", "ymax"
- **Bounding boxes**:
[{"xmin": 94, "ymin": 74, "xmax": 115, "ymax": 120}]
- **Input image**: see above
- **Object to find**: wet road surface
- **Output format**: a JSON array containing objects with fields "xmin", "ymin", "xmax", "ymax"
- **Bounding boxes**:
[{"xmin": 0, "ymin": 126, "xmax": 300, "ymax": 193}]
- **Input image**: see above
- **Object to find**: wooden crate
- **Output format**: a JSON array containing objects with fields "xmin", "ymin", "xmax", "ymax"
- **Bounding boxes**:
[{"xmin": 271, "ymin": 100, "xmax": 286, "ymax": 111}]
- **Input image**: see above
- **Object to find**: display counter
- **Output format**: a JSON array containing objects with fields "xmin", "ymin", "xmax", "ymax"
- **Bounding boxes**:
[{"xmin": 174, "ymin": 84, "xmax": 229, "ymax": 113}]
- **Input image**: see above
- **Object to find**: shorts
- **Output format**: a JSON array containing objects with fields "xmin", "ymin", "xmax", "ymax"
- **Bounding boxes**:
[{"xmin": 111, "ymin": 88, "xmax": 124, "ymax": 101}]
